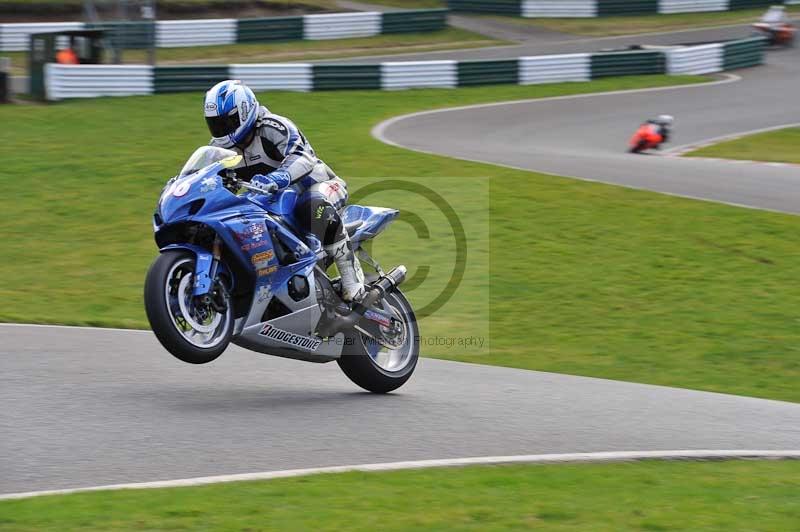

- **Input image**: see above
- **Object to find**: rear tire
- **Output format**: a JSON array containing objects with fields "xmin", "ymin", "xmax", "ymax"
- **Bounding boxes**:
[
  {"xmin": 144, "ymin": 250, "xmax": 232, "ymax": 364},
  {"xmin": 338, "ymin": 290, "xmax": 419, "ymax": 393}
]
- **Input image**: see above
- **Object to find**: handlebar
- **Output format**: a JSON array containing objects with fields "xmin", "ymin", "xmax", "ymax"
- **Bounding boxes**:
[{"xmin": 225, "ymin": 174, "xmax": 278, "ymax": 195}]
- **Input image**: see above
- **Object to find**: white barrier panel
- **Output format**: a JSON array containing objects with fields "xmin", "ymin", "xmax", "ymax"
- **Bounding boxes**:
[
  {"xmin": 229, "ymin": 64, "xmax": 313, "ymax": 92},
  {"xmin": 522, "ymin": 0, "xmax": 597, "ymax": 18},
  {"xmin": 303, "ymin": 12, "xmax": 381, "ymax": 40},
  {"xmin": 0, "ymin": 22, "xmax": 83, "ymax": 52},
  {"xmin": 659, "ymin": 0, "xmax": 729, "ymax": 14},
  {"xmin": 45, "ymin": 64, "xmax": 153, "ymax": 100},
  {"xmin": 519, "ymin": 53, "xmax": 590, "ymax": 84},
  {"xmin": 156, "ymin": 19, "xmax": 236, "ymax": 48},
  {"xmin": 381, "ymin": 61, "xmax": 457, "ymax": 90},
  {"xmin": 666, "ymin": 43, "xmax": 723, "ymax": 75}
]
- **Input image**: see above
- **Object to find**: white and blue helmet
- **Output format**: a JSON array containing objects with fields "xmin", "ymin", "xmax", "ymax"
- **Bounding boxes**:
[{"xmin": 204, "ymin": 80, "xmax": 258, "ymax": 148}]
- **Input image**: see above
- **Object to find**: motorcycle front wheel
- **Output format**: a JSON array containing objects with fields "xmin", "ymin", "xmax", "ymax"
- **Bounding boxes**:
[
  {"xmin": 144, "ymin": 249, "xmax": 233, "ymax": 364},
  {"xmin": 338, "ymin": 289, "xmax": 419, "ymax": 393}
]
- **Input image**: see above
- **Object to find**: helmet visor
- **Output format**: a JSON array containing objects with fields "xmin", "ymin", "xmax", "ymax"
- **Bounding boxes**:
[{"xmin": 206, "ymin": 111, "xmax": 240, "ymax": 138}]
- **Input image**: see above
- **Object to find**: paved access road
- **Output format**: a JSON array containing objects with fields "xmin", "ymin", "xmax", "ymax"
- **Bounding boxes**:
[
  {"xmin": 377, "ymin": 46, "xmax": 800, "ymax": 213},
  {"xmin": 2, "ymin": 325, "xmax": 799, "ymax": 495}
]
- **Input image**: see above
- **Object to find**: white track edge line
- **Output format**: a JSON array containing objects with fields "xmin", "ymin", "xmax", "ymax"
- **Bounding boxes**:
[
  {"xmin": 2, "ymin": 450, "xmax": 799, "ymax": 501},
  {"xmin": 0, "ymin": 323, "xmax": 151, "ymax": 333}
]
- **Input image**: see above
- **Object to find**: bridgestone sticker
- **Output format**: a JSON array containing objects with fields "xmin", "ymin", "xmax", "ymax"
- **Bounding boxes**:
[{"xmin": 259, "ymin": 324, "xmax": 322, "ymax": 351}]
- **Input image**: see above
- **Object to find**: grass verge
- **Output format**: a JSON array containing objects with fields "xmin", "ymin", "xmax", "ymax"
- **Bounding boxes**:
[
  {"xmin": 687, "ymin": 127, "xmax": 800, "ymax": 165},
  {"xmin": 1, "ymin": 460, "xmax": 799, "ymax": 530},
  {"xmin": 1, "ymin": 28, "xmax": 500, "ymax": 77},
  {"xmin": 3, "ymin": 74, "xmax": 800, "ymax": 402},
  {"xmin": 490, "ymin": 7, "xmax": 800, "ymax": 37}
]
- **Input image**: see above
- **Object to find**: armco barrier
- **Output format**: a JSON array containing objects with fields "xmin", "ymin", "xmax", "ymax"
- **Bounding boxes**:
[
  {"xmin": 591, "ymin": 50, "xmax": 666, "ymax": 77},
  {"xmin": 236, "ymin": 16, "xmax": 304, "ymax": 43},
  {"xmin": 381, "ymin": 9, "xmax": 449, "ymax": 34},
  {"xmin": 458, "ymin": 59, "xmax": 518, "ymax": 86},
  {"xmin": 156, "ymin": 19, "xmax": 236, "ymax": 48},
  {"xmin": 723, "ymin": 36, "xmax": 765, "ymax": 69},
  {"xmin": 519, "ymin": 53, "xmax": 591, "ymax": 84},
  {"xmin": 42, "ymin": 37, "xmax": 765, "ymax": 99},
  {"xmin": 666, "ymin": 43, "xmax": 724, "ymax": 74},
  {"xmin": 303, "ymin": 12, "xmax": 381, "ymax": 40},
  {"xmin": 381, "ymin": 61, "xmax": 457, "ymax": 89},
  {"xmin": 0, "ymin": 9, "xmax": 446, "ymax": 52},
  {"xmin": 45, "ymin": 64, "xmax": 153, "ymax": 100},
  {"xmin": 522, "ymin": 1, "xmax": 597, "ymax": 17},
  {"xmin": 153, "ymin": 66, "xmax": 229, "ymax": 93},
  {"xmin": 312, "ymin": 64, "xmax": 382, "ymax": 90},
  {"xmin": 450, "ymin": 0, "xmax": 796, "ymax": 16},
  {"xmin": 229, "ymin": 63, "xmax": 313, "ymax": 92}
]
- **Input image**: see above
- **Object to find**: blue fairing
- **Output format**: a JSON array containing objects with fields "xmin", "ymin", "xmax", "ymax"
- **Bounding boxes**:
[
  {"xmin": 154, "ymin": 160, "xmax": 316, "ymax": 301},
  {"xmin": 342, "ymin": 205, "xmax": 400, "ymax": 245}
]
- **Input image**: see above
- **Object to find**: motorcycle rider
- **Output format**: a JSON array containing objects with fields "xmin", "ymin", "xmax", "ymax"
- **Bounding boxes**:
[
  {"xmin": 203, "ymin": 80, "xmax": 365, "ymax": 302},
  {"xmin": 646, "ymin": 114, "xmax": 674, "ymax": 146},
  {"xmin": 760, "ymin": 5, "xmax": 790, "ymax": 29}
]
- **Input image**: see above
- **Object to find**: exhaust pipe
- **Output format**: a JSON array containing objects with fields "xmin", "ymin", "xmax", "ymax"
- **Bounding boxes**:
[{"xmin": 317, "ymin": 265, "xmax": 407, "ymax": 338}]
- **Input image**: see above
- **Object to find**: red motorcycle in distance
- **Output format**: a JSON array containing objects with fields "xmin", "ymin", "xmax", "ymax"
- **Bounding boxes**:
[
  {"xmin": 752, "ymin": 6, "xmax": 796, "ymax": 46},
  {"xmin": 628, "ymin": 115, "xmax": 672, "ymax": 153}
]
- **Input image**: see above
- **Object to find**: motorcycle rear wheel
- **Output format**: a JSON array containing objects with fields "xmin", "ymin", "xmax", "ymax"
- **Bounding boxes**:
[
  {"xmin": 144, "ymin": 249, "xmax": 233, "ymax": 364},
  {"xmin": 338, "ymin": 289, "xmax": 419, "ymax": 393}
]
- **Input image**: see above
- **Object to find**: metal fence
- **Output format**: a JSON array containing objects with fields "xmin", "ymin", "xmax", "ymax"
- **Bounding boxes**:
[
  {"xmin": 0, "ymin": 9, "xmax": 447, "ymax": 52},
  {"xmin": 43, "ymin": 37, "xmax": 766, "ymax": 100},
  {"xmin": 450, "ymin": 0, "xmax": 791, "ymax": 17}
]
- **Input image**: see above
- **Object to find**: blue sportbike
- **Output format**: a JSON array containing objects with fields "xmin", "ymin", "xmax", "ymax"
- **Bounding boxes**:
[{"xmin": 144, "ymin": 147, "xmax": 419, "ymax": 393}]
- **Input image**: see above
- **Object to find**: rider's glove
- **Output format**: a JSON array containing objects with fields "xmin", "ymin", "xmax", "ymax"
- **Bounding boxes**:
[{"xmin": 251, "ymin": 171, "xmax": 291, "ymax": 194}]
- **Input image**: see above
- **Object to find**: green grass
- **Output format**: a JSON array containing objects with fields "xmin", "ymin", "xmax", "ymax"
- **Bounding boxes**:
[
  {"xmin": 3, "ymin": 74, "xmax": 800, "ymax": 402},
  {"xmin": 688, "ymin": 127, "xmax": 800, "ymax": 165},
  {"xmin": 490, "ymin": 7, "xmax": 800, "ymax": 37},
  {"xmin": 1, "ymin": 28, "xmax": 500, "ymax": 77},
  {"xmin": 2, "ymin": 460, "xmax": 799, "ymax": 530}
]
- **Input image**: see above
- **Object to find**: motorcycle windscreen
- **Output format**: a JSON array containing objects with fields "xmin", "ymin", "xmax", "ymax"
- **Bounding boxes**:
[{"xmin": 179, "ymin": 146, "xmax": 239, "ymax": 178}]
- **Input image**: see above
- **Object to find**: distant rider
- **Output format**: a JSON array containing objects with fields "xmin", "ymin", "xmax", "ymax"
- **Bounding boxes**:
[
  {"xmin": 203, "ymin": 80, "xmax": 365, "ymax": 302},
  {"xmin": 760, "ymin": 5, "xmax": 790, "ymax": 29},
  {"xmin": 645, "ymin": 114, "xmax": 674, "ymax": 146}
]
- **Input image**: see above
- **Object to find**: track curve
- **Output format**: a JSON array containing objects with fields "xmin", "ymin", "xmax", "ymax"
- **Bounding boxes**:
[
  {"xmin": 375, "ymin": 48, "xmax": 800, "ymax": 213},
  {"xmin": 2, "ymin": 324, "xmax": 800, "ymax": 495}
]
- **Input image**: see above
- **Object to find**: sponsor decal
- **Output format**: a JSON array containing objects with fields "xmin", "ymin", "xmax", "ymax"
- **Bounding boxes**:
[
  {"xmin": 204, "ymin": 102, "xmax": 217, "ymax": 112},
  {"xmin": 199, "ymin": 177, "xmax": 217, "ymax": 193},
  {"xmin": 249, "ymin": 155, "xmax": 262, "ymax": 161},
  {"xmin": 256, "ymin": 284, "xmax": 272, "ymax": 303},
  {"xmin": 259, "ymin": 324, "xmax": 322, "ymax": 351},
  {"xmin": 235, "ymin": 223, "xmax": 266, "ymax": 243},
  {"xmin": 173, "ymin": 179, "xmax": 192, "ymax": 197},
  {"xmin": 241, "ymin": 240, "xmax": 268, "ymax": 252},
  {"xmin": 364, "ymin": 309, "xmax": 393, "ymax": 328},
  {"xmin": 257, "ymin": 265, "xmax": 277, "ymax": 277},
  {"xmin": 314, "ymin": 205, "xmax": 325, "ymax": 219},
  {"xmin": 264, "ymin": 119, "xmax": 286, "ymax": 132},
  {"xmin": 251, "ymin": 250, "xmax": 275, "ymax": 268}
]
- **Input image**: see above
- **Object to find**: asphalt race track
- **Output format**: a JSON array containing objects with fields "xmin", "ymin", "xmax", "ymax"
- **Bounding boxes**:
[
  {"xmin": 2, "ymin": 325, "xmax": 800, "ymax": 495},
  {"xmin": 377, "ymin": 47, "xmax": 800, "ymax": 214},
  {"xmin": 3, "ymin": 24, "xmax": 800, "ymax": 497}
]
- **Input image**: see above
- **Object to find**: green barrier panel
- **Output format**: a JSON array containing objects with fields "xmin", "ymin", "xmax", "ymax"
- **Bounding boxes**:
[
  {"xmin": 729, "ymin": 0, "xmax": 774, "ymax": 9},
  {"xmin": 381, "ymin": 9, "xmax": 448, "ymax": 34},
  {"xmin": 154, "ymin": 66, "xmax": 230, "ymax": 93},
  {"xmin": 0, "ymin": 71, "xmax": 7, "ymax": 103},
  {"xmin": 312, "ymin": 65, "xmax": 381, "ymax": 90},
  {"xmin": 457, "ymin": 59, "xmax": 518, "ymax": 86},
  {"xmin": 723, "ymin": 37, "xmax": 765, "ymax": 69},
  {"xmin": 598, "ymin": 0, "xmax": 658, "ymax": 16},
  {"xmin": 446, "ymin": 0, "xmax": 522, "ymax": 16},
  {"xmin": 86, "ymin": 21, "xmax": 154, "ymax": 49},
  {"xmin": 590, "ymin": 51, "xmax": 665, "ymax": 78},
  {"xmin": 236, "ymin": 16, "xmax": 303, "ymax": 43}
]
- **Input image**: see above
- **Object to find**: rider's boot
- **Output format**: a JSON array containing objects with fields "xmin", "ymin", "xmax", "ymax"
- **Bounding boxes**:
[{"xmin": 325, "ymin": 235, "xmax": 365, "ymax": 302}]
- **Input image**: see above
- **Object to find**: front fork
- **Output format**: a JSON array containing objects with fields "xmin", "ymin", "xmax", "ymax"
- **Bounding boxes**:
[{"xmin": 192, "ymin": 237, "xmax": 228, "ymax": 313}]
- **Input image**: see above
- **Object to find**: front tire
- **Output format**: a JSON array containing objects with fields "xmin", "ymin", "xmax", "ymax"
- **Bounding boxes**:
[
  {"xmin": 338, "ymin": 289, "xmax": 419, "ymax": 393},
  {"xmin": 144, "ymin": 250, "xmax": 233, "ymax": 364}
]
